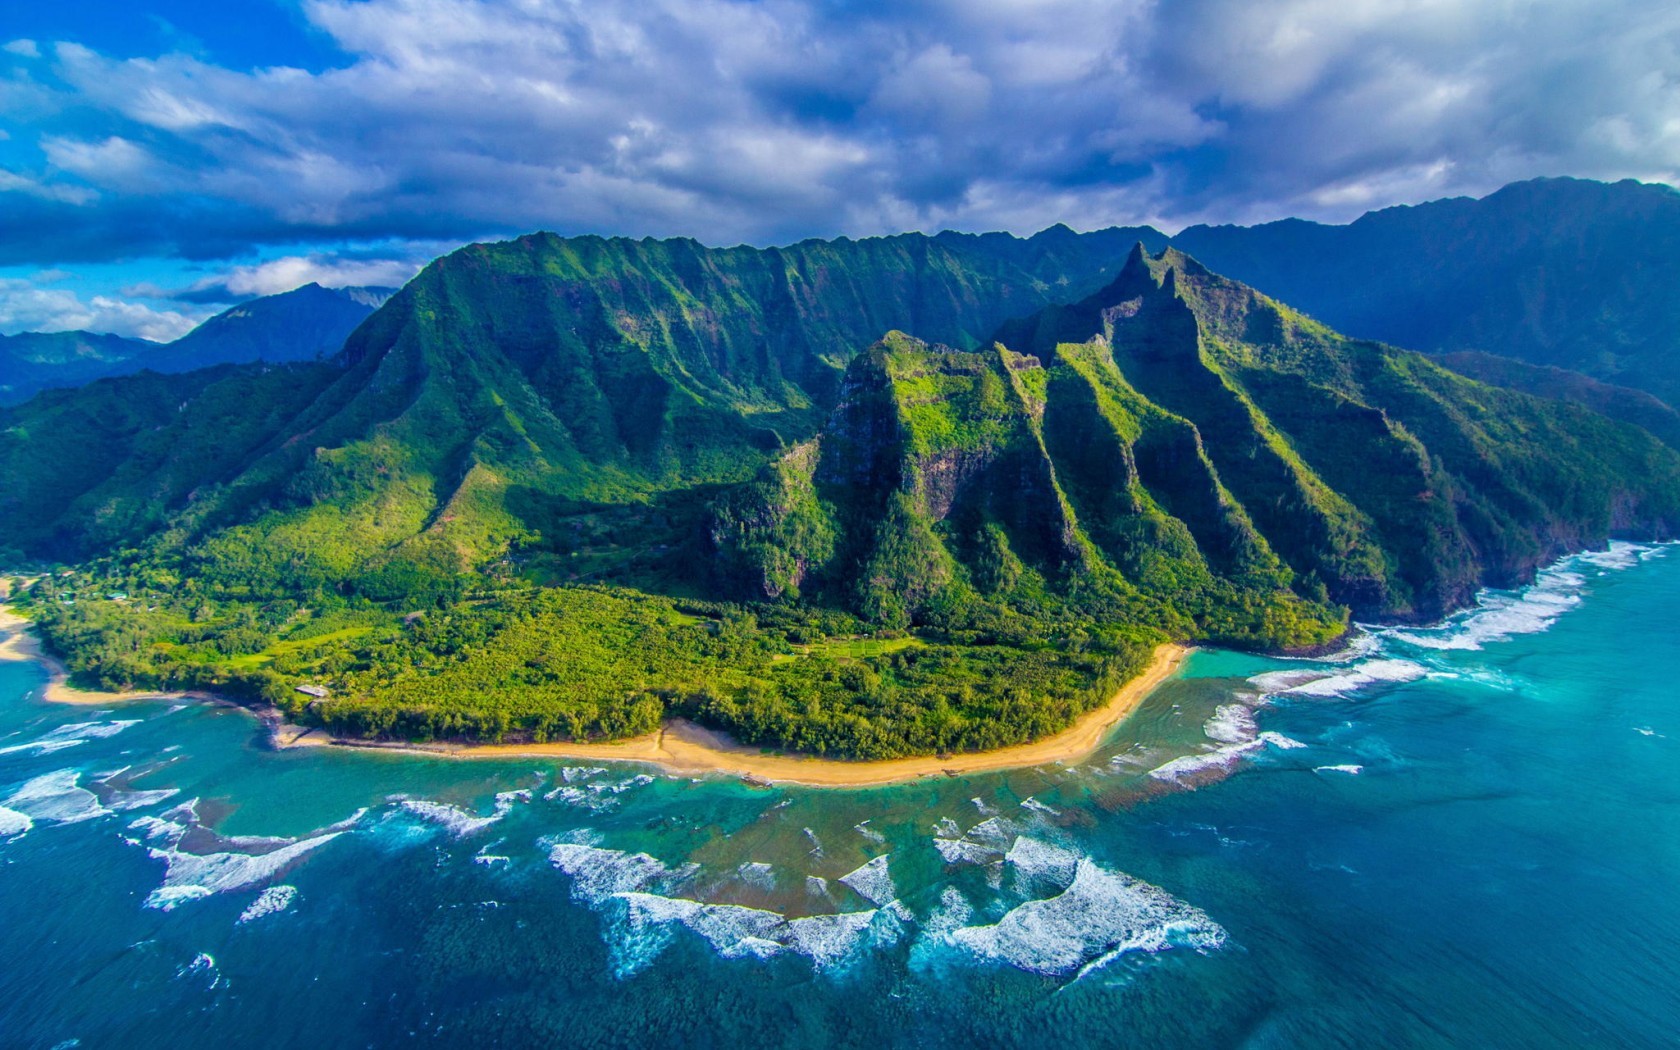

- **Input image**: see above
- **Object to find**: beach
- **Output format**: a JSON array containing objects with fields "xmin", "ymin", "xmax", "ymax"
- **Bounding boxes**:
[
  {"xmin": 0, "ymin": 606, "xmax": 222, "ymax": 707},
  {"xmin": 311, "ymin": 643, "xmax": 1190, "ymax": 786},
  {"xmin": 0, "ymin": 597, "xmax": 1186, "ymax": 785}
]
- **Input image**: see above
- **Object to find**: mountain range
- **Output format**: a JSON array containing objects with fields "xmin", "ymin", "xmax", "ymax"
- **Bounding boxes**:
[
  {"xmin": 0, "ymin": 283, "xmax": 395, "ymax": 406},
  {"xmin": 5, "ymin": 179, "xmax": 1680, "ymax": 754}
]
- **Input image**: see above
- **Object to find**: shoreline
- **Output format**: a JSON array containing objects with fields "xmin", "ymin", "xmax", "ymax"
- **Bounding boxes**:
[
  {"xmin": 335, "ymin": 643, "xmax": 1191, "ymax": 787},
  {"xmin": 0, "ymin": 601, "xmax": 1188, "ymax": 786}
]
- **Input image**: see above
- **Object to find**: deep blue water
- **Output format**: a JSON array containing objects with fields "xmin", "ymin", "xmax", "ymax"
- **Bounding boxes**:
[{"xmin": 2, "ymin": 544, "xmax": 1677, "ymax": 1049}]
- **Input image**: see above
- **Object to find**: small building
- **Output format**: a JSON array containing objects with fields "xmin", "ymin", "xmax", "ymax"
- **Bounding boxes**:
[{"xmin": 295, "ymin": 684, "xmax": 330, "ymax": 700}]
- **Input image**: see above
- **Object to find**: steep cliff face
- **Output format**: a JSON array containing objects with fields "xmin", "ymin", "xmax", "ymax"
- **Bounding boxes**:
[
  {"xmin": 717, "ymin": 247, "xmax": 1680, "ymax": 644},
  {"xmin": 1000, "ymin": 245, "xmax": 1680, "ymax": 621}
]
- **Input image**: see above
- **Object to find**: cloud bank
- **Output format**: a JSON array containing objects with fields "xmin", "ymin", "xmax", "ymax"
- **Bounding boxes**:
[{"xmin": 1, "ymin": 0, "xmax": 1677, "ymax": 332}]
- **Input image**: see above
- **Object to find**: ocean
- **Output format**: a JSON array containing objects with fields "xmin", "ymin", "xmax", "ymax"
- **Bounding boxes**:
[{"xmin": 2, "ymin": 543, "xmax": 1677, "ymax": 1049}]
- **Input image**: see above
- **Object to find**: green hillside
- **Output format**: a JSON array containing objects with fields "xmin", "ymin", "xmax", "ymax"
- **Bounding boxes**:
[{"xmin": 5, "ymin": 238, "xmax": 1676, "ymax": 759}]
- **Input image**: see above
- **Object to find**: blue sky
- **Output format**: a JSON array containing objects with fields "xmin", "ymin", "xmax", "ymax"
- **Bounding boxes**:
[{"xmin": 3, "ymin": 0, "xmax": 1678, "ymax": 340}]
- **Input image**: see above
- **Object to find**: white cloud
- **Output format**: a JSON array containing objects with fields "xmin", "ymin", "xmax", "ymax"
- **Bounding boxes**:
[
  {"xmin": 207, "ymin": 253, "xmax": 427, "ymax": 297},
  {"xmin": 1, "ymin": 0, "xmax": 1678, "ymax": 261},
  {"xmin": 3, "ymin": 39, "xmax": 40, "ymax": 59},
  {"xmin": 0, "ymin": 277, "xmax": 211, "ymax": 341}
]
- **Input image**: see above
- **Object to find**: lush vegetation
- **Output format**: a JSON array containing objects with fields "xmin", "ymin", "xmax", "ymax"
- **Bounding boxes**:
[
  {"xmin": 4, "ymin": 234, "xmax": 1678, "ymax": 759},
  {"xmin": 1172, "ymin": 176, "xmax": 1680, "ymax": 406}
]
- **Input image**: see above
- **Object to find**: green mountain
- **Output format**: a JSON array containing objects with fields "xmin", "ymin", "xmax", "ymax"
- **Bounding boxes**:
[
  {"xmin": 719, "ymin": 245, "xmax": 1680, "ymax": 635},
  {"xmin": 0, "ymin": 283, "xmax": 393, "ymax": 406},
  {"xmin": 1170, "ymin": 177, "xmax": 1680, "ymax": 405},
  {"xmin": 4, "ymin": 237, "xmax": 1677, "ymax": 758},
  {"xmin": 1434, "ymin": 350, "xmax": 1680, "ymax": 452}
]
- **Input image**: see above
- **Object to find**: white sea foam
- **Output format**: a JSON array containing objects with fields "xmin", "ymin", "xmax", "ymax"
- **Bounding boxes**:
[
  {"xmin": 940, "ymin": 858, "xmax": 1224, "ymax": 976},
  {"xmin": 933, "ymin": 837, "xmax": 999, "ymax": 865},
  {"xmin": 238, "ymin": 885, "xmax": 297, "ymax": 923},
  {"xmin": 1314, "ymin": 764, "xmax": 1363, "ymax": 775},
  {"xmin": 854, "ymin": 820, "xmax": 885, "ymax": 845},
  {"xmin": 736, "ymin": 861, "xmax": 776, "ymax": 890},
  {"xmin": 611, "ymin": 893, "xmax": 888, "ymax": 976},
  {"xmin": 1004, "ymin": 837, "xmax": 1081, "ymax": 893},
  {"xmin": 1203, "ymin": 704, "xmax": 1259, "ymax": 744},
  {"xmin": 1020, "ymin": 797, "xmax": 1060, "ymax": 817},
  {"xmin": 3, "ymin": 770, "xmax": 111, "ymax": 824},
  {"xmin": 143, "ymin": 832, "xmax": 341, "ymax": 911},
  {"xmin": 549, "ymin": 842, "xmax": 890, "ymax": 976},
  {"xmin": 399, "ymin": 789, "xmax": 528, "ymax": 836},
  {"xmin": 961, "ymin": 816, "xmax": 1018, "ymax": 849},
  {"xmin": 0, "ymin": 805, "xmax": 32, "ymax": 840},
  {"xmin": 0, "ymin": 738, "xmax": 87, "ymax": 756},
  {"xmin": 838, "ymin": 855, "xmax": 896, "ymax": 906},
  {"xmin": 932, "ymin": 816, "xmax": 960, "ymax": 837},
  {"xmin": 548, "ymin": 843, "xmax": 695, "ymax": 903},
  {"xmin": 1388, "ymin": 568, "xmax": 1585, "ymax": 651},
  {"xmin": 1276, "ymin": 659, "xmax": 1428, "ymax": 697},
  {"xmin": 1147, "ymin": 699, "xmax": 1303, "ymax": 787}
]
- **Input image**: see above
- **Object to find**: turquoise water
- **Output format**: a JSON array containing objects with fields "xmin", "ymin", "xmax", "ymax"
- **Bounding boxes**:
[{"xmin": 3, "ymin": 544, "xmax": 1678, "ymax": 1048}]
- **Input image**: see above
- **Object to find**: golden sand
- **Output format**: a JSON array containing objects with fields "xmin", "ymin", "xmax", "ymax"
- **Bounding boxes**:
[
  {"xmin": 1, "ymin": 593, "xmax": 1187, "ymax": 787},
  {"xmin": 364, "ymin": 643, "xmax": 1191, "ymax": 787}
]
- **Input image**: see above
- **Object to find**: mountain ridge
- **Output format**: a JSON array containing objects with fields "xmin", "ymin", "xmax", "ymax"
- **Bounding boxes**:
[{"xmin": 5, "ymin": 237, "xmax": 1678, "ymax": 757}]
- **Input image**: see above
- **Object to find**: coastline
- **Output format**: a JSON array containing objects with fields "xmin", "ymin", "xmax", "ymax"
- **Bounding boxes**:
[
  {"xmin": 0, "ymin": 598, "xmax": 1188, "ymax": 785},
  {"xmin": 286, "ymin": 642, "xmax": 1191, "ymax": 787},
  {"xmin": 0, "ymin": 607, "xmax": 221, "ymax": 706}
]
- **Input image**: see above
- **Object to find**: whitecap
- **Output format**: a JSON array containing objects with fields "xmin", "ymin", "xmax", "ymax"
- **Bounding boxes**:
[
  {"xmin": 1004, "ymin": 837, "xmax": 1081, "ymax": 893},
  {"xmin": 933, "ymin": 837, "xmax": 999, "ymax": 865},
  {"xmin": 549, "ymin": 842, "xmax": 891, "ymax": 977},
  {"xmin": 548, "ymin": 842, "xmax": 695, "ymax": 903},
  {"xmin": 838, "ymin": 855, "xmax": 896, "ymax": 906},
  {"xmin": 0, "ymin": 805, "xmax": 32, "ymax": 840},
  {"xmin": 399, "ymin": 789, "xmax": 528, "ymax": 836},
  {"xmin": 940, "ymin": 859, "xmax": 1224, "ymax": 977},
  {"xmin": 736, "ymin": 861, "xmax": 776, "ymax": 890},
  {"xmin": 3, "ymin": 770, "xmax": 110, "ymax": 824},
  {"xmin": 238, "ymin": 885, "xmax": 298, "ymax": 923},
  {"xmin": 1020, "ymin": 797, "xmax": 1060, "ymax": 818},
  {"xmin": 1279, "ymin": 659, "xmax": 1428, "ymax": 697},
  {"xmin": 143, "ymin": 832, "xmax": 342, "ymax": 911},
  {"xmin": 1314, "ymin": 764, "xmax": 1363, "ymax": 775}
]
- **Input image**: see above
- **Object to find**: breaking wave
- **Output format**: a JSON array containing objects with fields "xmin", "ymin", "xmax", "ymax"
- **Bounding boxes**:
[{"xmin": 126, "ymin": 801, "xmax": 347, "ymax": 911}]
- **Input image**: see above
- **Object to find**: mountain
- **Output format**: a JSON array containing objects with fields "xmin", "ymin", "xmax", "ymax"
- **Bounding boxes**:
[
  {"xmin": 0, "ymin": 226, "xmax": 1168, "ymax": 569},
  {"xmin": 1434, "ymin": 350, "xmax": 1680, "ymax": 451},
  {"xmin": 159, "ymin": 283, "xmax": 396, "ymax": 374},
  {"xmin": 1171, "ymin": 177, "xmax": 1680, "ymax": 405},
  {"xmin": 717, "ymin": 245, "xmax": 1680, "ymax": 635},
  {"xmin": 4, "ymin": 238, "xmax": 1676, "ymax": 756},
  {"xmin": 0, "ymin": 283, "xmax": 395, "ymax": 406},
  {"xmin": 0, "ymin": 329, "xmax": 153, "ymax": 405}
]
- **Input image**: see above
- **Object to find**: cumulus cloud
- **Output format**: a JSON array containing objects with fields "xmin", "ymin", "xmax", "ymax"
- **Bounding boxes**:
[
  {"xmin": 128, "ymin": 251, "xmax": 431, "ymax": 304},
  {"xmin": 0, "ymin": 277, "xmax": 211, "ymax": 340},
  {"xmin": 0, "ymin": 0, "xmax": 1672, "ymax": 274}
]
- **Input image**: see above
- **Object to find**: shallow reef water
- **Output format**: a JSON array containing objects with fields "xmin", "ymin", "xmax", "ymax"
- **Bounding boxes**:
[{"xmin": 2, "ymin": 543, "xmax": 1678, "ymax": 1048}]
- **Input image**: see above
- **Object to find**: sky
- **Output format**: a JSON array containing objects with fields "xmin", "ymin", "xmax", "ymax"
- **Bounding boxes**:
[{"xmin": 2, "ymin": 0, "xmax": 1678, "ymax": 341}]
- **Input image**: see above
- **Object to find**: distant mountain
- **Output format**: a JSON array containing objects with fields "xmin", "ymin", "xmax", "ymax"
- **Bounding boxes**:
[
  {"xmin": 0, "ymin": 329, "xmax": 153, "ymax": 405},
  {"xmin": 1170, "ymin": 177, "xmax": 1680, "ymax": 405},
  {"xmin": 160, "ymin": 282, "xmax": 396, "ymax": 374},
  {"xmin": 0, "ymin": 283, "xmax": 396, "ymax": 406}
]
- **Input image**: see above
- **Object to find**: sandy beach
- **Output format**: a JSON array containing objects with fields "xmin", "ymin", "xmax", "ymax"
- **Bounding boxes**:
[
  {"xmin": 1, "ymin": 594, "xmax": 1188, "ymax": 785},
  {"xmin": 357, "ymin": 643, "xmax": 1191, "ymax": 787},
  {"xmin": 0, "ymin": 605, "xmax": 222, "ymax": 707}
]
